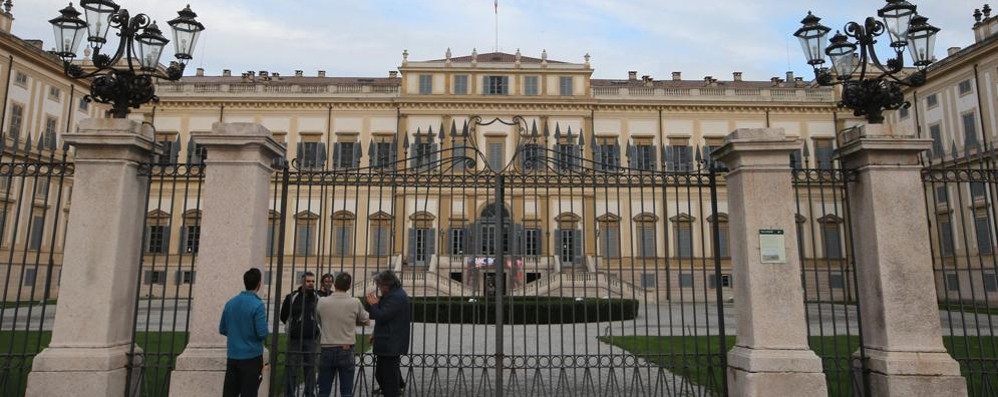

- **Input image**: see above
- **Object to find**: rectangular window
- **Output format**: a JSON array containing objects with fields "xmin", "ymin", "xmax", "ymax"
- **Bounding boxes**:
[
  {"xmin": 334, "ymin": 225, "xmax": 352, "ymax": 256},
  {"xmin": 814, "ymin": 139, "xmax": 834, "ymax": 170},
  {"xmin": 929, "ymin": 124, "xmax": 944, "ymax": 158},
  {"xmin": 187, "ymin": 138, "xmax": 206, "ymax": 165},
  {"xmin": 157, "ymin": 136, "xmax": 180, "ymax": 164},
  {"xmin": 520, "ymin": 143, "xmax": 542, "ymax": 170},
  {"xmin": 971, "ymin": 182, "xmax": 987, "ymax": 201},
  {"xmin": 525, "ymin": 229, "xmax": 541, "ymax": 256},
  {"xmin": 664, "ymin": 145, "xmax": 693, "ymax": 172},
  {"xmin": 559, "ymin": 76, "xmax": 573, "ymax": 96},
  {"xmin": 28, "ymin": 216, "xmax": 44, "ymax": 251},
  {"xmin": 524, "ymin": 76, "xmax": 539, "ymax": 96},
  {"xmin": 486, "ymin": 76, "xmax": 509, "ymax": 95},
  {"xmin": 963, "ymin": 113, "xmax": 978, "ymax": 149},
  {"xmin": 78, "ymin": 97, "xmax": 89, "ymax": 112},
  {"xmin": 183, "ymin": 224, "xmax": 201, "ymax": 254},
  {"xmin": 414, "ymin": 141, "xmax": 435, "ymax": 170},
  {"xmin": 23, "ymin": 268, "xmax": 36, "ymax": 286},
  {"xmin": 9, "ymin": 103, "xmax": 23, "ymax": 141},
  {"xmin": 637, "ymin": 224, "xmax": 656, "ymax": 258},
  {"xmin": 295, "ymin": 223, "xmax": 314, "ymax": 256},
  {"xmin": 594, "ymin": 141, "xmax": 620, "ymax": 171},
  {"xmin": 958, "ymin": 80, "xmax": 973, "ymax": 95},
  {"xmin": 678, "ymin": 273, "xmax": 694, "ymax": 288},
  {"xmin": 716, "ymin": 222, "xmax": 730, "ymax": 258},
  {"xmin": 600, "ymin": 225, "xmax": 619, "ymax": 258},
  {"xmin": 48, "ymin": 86, "xmax": 62, "ymax": 101},
  {"xmin": 43, "ymin": 117, "xmax": 58, "ymax": 150},
  {"xmin": 821, "ymin": 223, "xmax": 843, "ymax": 259},
  {"xmin": 926, "ymin": 93, "xmax": 938, "ymax": 108},
  {"xmin": 419, "ymin": 74, "xmax": 432, "ymax": 95},
  {"xmin": 414, "ymin": 228, "xmax": 429, "ymax": 263},
  {"xmin": 560, "ymin": 229, "xmax": 575, "ymax": 263},
  {"xmin": 488, "ymin": 142, "xmax": 505, "ymax": 170},
  {"xmin": 945, "ymin": 273, "xmax": 960, "ymax": 291},
  {"xmin": 181, "ymin": 270, "xmax": 195, "ymax": 284},
  {"xmin": 676, "ymin": 222, "xmax": 693, "ymax": 258},
  {"xmin": 35, "ymin": 180, "xmax": 49, "ymax": 199},
  {"xmin": 641, "ymin": 273, "xmax": 657, "ymax": 288},
  {"xmin": 334, "ymin": 142, "xmax": 356, "ymax": 169},
  {"xmin": 829, "ymin": 274, "xmax": 845, "ymax": 289},
  {"xmin": 984, "ymin": 273, "xmax": 998, "ymax": 292},
  {"xmin": 790, "ymin": 149, "xmax": 803, "ymax": 169},
  {"xmin": 556, "ymin": 143, "xmax": 579, "ymax": 171},
  {"xmin": 936, "ymin": 185, "xmax": 949, "ymax": 205},
  {"xmin": 940, "ymin": 217, "xmax": 955, "ymax": 257},
  {"xmin": 13, "ymin": 71, "xmax": 27, "ymax": 87},
  {"xmin": 635, "ymin": 144, "xmax": 657, "ymax": 171},
  {"xmin": 450, "ymin": 228, "xmax": 465, "ymax": 255},
  {"xmin": 145, "ymin": 270, "xmax": 167, "ymax": 285},
  {"xmin": 370, "ymin": 224, "xmax": 391, "ymax": 256},
  {"xmin": 454, "ymin": 75, "xmax": 468, "ymax": 95},
  {"xmin": 372, "ymin": 141, "xmax": 394, "ymax": 168},
  {"xmin": 975, "ymin": 212, "xmax": 992, "ymax": 254},
  {"xmin": 709, "ymin": 273, "xmax": 732, "ymax": 289},
  {"xmin": 298, "ymin": 141, "xmax": 327, "ymax": 169},
  {"xmin": 147, "ymin": 225, "xmax": 168, "ymax": 254}
]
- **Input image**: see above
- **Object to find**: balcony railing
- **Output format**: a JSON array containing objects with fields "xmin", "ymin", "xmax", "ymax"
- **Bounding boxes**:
[{"xmin": 591, "ymin": 86, "xmax": 834, "ymax": 102}]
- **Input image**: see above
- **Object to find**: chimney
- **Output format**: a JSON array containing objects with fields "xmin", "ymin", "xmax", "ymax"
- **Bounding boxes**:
[
  {"xmin": 948, "ymin": 46, "xmax": 961, "ymax": 56},
  {"xmin": 247, "ymin": 71, "xmax": 256, "ymax": 77},
  {"xmin": 223, "ymin": 69, "xmax": 231, "ymax": 77},
  {"xmin": 786, "ymin": 71, "xmax": 794, "ymax": 82},
  {"xmin": 672, "ymin": 72, "xmax": 682, "ymax": 81},
  {"xmin": 259, "ymin": 71, "xmax": 268, "ymax": 77},
  {"xmin": 628, "ymin": 71, "xmax": 638, "ymax": 80},
  {"xmin": 733, "ymin": 72, "xmax": 743, "ymax": 82},
  {"xmin": 272, "ymin": 72, "xmax": 280, "ymax": 79},
  {"xmin": 974, "ymin": 5, "xmax": 997, "ymax": 42},
  {"xmin": 295, "ymin": 70, "xmax": 303, "ymax": 77},
  {"xmin": 195, "ymin": 68, "xmax": 204, "ymax": 77},
  {"xmin": 318, "ymin": 70, "xmax": 326, "ymax": 77},
  {"xmin": 389, "ymin": 71, "xmax": 399, "ymax": 78},
  {"xmin": 771, "ymin": 77, "xmax": 783, "ymax": 86},
  {"xmin": 642, "ymin": 75, "xmax": 652, "ymax": 82}
]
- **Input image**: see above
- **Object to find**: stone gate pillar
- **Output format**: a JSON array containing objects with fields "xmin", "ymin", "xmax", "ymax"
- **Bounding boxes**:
[
  {"xmin": 168, "ymin": 122, "xmax": 284, "ymax": 396},
  {"xmin": 713, "ymin": 128, "xmax": 828, "ymax": 396},
  {"xmin": 837, "ymin": 125, "xmax": 967, "ymax": 396},
  {"xmin": 26, "ymin": 119, "xmax": 155, "ymax": 397}
]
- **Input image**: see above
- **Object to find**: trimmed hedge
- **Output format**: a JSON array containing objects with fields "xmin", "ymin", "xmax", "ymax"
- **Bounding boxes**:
[{"xmin": 404, "ymin": 296, "xmax": 639, "ymax": 324}]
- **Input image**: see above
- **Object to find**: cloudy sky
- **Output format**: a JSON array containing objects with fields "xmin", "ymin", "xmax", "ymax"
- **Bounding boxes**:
[{"xmin": 12, "ymin": 0, "xmax": 987, "ymax": 81}]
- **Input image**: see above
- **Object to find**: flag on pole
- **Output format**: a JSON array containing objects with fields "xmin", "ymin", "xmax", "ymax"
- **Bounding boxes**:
[{"xmin": 495, "ymin": 0, "xmax": 498, "ymax": 14}]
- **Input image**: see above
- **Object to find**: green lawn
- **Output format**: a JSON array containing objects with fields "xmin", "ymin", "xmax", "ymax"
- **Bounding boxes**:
[
  {"xmin": 600, "ymin": 335, "xmax": 998, "ymax": 396},
  {"xmin": 0, "ymin": 331, "xmax": 371, "ymax": 397}
]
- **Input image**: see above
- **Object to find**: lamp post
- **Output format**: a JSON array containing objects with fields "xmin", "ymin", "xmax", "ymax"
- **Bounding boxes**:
[
  {"xmin": 794, "ymin": 0, "xmax": 939, "ymax": 124},
  {"xmin": 49, "ymin": 1, "xmax": 205, "ymax": 118}
]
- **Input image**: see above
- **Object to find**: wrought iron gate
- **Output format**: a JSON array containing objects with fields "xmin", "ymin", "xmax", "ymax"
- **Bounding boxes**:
[{"xmin": 267, "ymin": 118, "xmax": 730, "ymax": 396}]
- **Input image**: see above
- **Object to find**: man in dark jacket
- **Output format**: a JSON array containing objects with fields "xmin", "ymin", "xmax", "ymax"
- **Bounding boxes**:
[
  {"xmin": 281, "ymin": 271, "xmax": 320, "ymax": 397},
  {"xmin": 365, "ymin": 271, "xmax": 411, "ymax": 397}
]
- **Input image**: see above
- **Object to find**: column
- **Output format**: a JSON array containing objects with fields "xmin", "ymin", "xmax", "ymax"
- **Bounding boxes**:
[
  {"xmin": 168, "ymin": 122, "xmax": 285, "ymax": 396},
  {"xmin": 713, "ymin": 128, "xmax": 828, "ymax": 396},
  {"xmin": 26, "ymin": 119, "xmax": 155, "ymax": 397},
  {"xmin": 837, "ymin": 124, "xmax": 967, "ymax": 396}
]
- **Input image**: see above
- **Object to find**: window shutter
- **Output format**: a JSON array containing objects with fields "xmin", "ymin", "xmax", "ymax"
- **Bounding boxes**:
[
  {"xmin": 663, "ymin": 146, "xmax": 674, "ymax": 171},
  {"xmin": 502, "ymin": 76, "xmax": 509, "ymax": 94},
  {"xmin": 408, "ymin": 228, "xmax": 416, "ymax": 265},
  {"xmin": 649, "ymin": 147, "xmax": 658, "ymax": 171},
  {"xmin": 353, "ymin": 143, "xmax": 362, "ymax": 168},
  {"xmin": 163, "ymin": 227, "xmax": 172, "ymax": 253},
  {"xmin": 572, "ymin": 230, "xmax": 583, "ymax": 265},
  {"xmin": 642, "ymin": 226, "xmax": 656, "ymax": 257},
  {"xmin": 445, "ymin": 228, "xmax": 453, "ymax": 255},
  {"xmin": 488, "ymin": 143, "xmax": 503, "ymax": 170},
  {"xmin": 331, "ymin": 143, "xmax": 341, "ymax": 168},
  {"xmin": 317, "ymin": 143, "xmax": 327, "ymax": 168},
  {"xmin": 427, "ymin": 229, "xmax": 436, "ymax": 260},
  {"xmin": 718, "ymin": 226, "xmax": 729, "ymax": 258},
  {"xmin": 144, "ymin": 270, "xmax": 152, "ymax": 285},
  {"xmin": 553, "ymin": 229, "xmax": 562, "ymax": 261},
  {"xmin": 296, "ymin": 142, "xmax": 304, "ymax": 164},
  {"xmin": 512, "ymin": 224, "xmax": 524, "ymax": 256},
  {"xmin": 430, "ymin": 143, "xmax": 438, "ymax": 169},
  {"xmin": 593, "ymin": 144, "xmax": 604, "ymax": 170},
  {"xmin": 179, "ymin": 226, "xmax": 188, "ymax": 253},
  {"xmin": 175, "ymin": 270, "xmax": 182, "ymax": 284}
]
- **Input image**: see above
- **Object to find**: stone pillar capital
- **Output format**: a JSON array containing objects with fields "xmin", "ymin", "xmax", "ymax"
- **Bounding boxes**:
[
  {"xmin": 713, "ymin": 128, "xmax": 801, "ymax": 170},
  {"xmin": 837, "ymin": 125, "xmax": 931, "ymax": 170},
  {"xmin": 192, "ymin": 122, "xmax": 286, "ymax": 167},
  {"xmin": 63, "ymin": 118, "xmax": 156, "ymax": 163}
]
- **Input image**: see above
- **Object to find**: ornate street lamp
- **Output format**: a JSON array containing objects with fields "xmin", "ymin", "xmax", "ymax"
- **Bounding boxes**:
[
  {"xmin": 49, "ymin": 2, "xmax": 205, "ymax": 118},
  {"xmin": 794, "ymin": 0, "xmax": 939, "ymax": 124}
]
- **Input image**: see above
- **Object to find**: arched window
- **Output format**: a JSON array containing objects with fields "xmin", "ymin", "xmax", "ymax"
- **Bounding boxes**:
[
  {"xmin": 818, "ymin": 214, "xmax": 844, "ymax": 260},
  {"xmin": 146, "ymin": 210, "xmax": 171, "ymax": 254},
  {"xmin": 707, "ymin": 213, "xmax": 729, "ymax": 259},
  {"xmin": 294, "ymin": 211, "xmax": 319, "ymax": 256},
  {"xmin": 332, "ymin": 211, "xmax": 356, "ymax": 257},
  {"xmin": 597, "ymin": 213, "xmax": 621, "ymax": 259},
  {"xmin": 180, "ymin": 210, "xmax": 201, "ymax": 254},
  {"xmin": 408, "ymin": 212, "xmax": 436, "ymax": 266},
  {"xmin": 554, "ymin": 213, "xmax": 582, "ymax": 265},
  {"xmin": 634, "ymin": 213, "xmax": 659, "ymax": 258},
  {"xmin": 369, "ymin": 212, "xmax": 392, "ymax": 257},
  {"xmin": 670, "ymin": 213, "xmax": 695, "ymax": 259}
]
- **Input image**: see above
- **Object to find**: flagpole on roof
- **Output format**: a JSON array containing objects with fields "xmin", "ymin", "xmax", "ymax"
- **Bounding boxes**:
[{"xmin": 494, "ymin": 0, "xmax": 499, "ymax": 52}]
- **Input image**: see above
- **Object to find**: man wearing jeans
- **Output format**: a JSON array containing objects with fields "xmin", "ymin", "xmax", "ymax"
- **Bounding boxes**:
[
  {"xmin": 316, "ymin": 272, "xmax": 370, "ymax": 397},
  {"xmin": 219, "ymin": 268, "xmax": 268, "ymax": 397},
  {"xmin": 281, "ymin": 272, "xmax": 320, "ymax": 397},
  {"xmin": 366, "ymin": 271, "xmax": 411, "ymax": 397}
]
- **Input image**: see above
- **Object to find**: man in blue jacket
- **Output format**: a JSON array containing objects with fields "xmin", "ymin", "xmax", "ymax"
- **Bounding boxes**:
[
  {"xmin": 220, "ymin": 268, "xmax": 269, "ymax": 397},
  {"xmin": 365, "ymin": 271, "xmax": 411, "ymax": 397}
]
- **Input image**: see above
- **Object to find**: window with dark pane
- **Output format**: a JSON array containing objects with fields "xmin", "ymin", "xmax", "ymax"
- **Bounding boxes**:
[
  {"xmin": 454, "ymin": 75, "xmax": 468, "ymax": 95},
  {"xmin": 814, "ymin": 139, "xmax": 834, "ymax": 170},
  {"xmin": 486, "ymin": 76, "xmax": 509, "ymax": 95}
]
